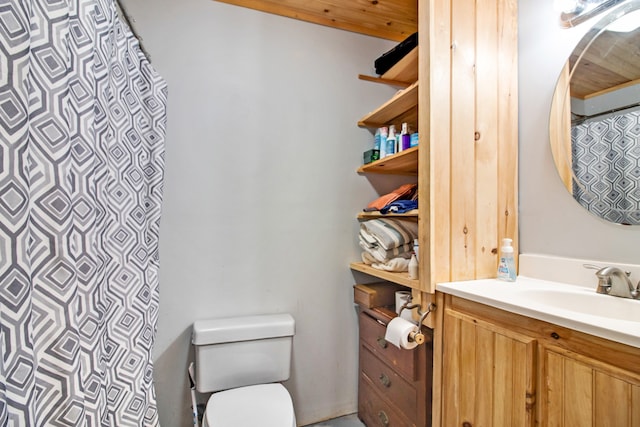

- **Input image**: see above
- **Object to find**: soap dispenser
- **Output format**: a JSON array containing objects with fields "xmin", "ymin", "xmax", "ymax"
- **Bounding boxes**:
[{"xmin": 497, "ymin": 238, "xmax": 516, "ymax": 282}]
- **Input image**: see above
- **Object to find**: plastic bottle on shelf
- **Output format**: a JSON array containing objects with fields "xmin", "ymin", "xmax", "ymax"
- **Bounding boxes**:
[
  {"xmin": 386, "ymin": 125, "xmax": 397, "ymax": 157},
  {"xmin": 379, "ymin": 127, "xmax": 389, "ymax": 158},
  {"xmin": 413, "ymin": 239, "xmax": 419, "ymax": 260},
  {"xmin": 408, "ymin": 254, "xmax": 419, "ymax": 280},
  {"xmin": 374, "ymin": 128, "xmax": 381, "ymax": 151},
  {"xmin": 410, "ymin": 132, "xmax": 419, "ymax": 147},
  {"xmin": 497, "ymin": 238, "xmax": 516, "ymax": 282},
  {"xmin": 400, "ymin": 122, "xmax": 411, "ymax": 151}
]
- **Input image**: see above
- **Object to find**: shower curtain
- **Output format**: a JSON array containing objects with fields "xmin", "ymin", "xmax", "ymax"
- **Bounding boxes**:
[
  {"xmin": 571, "ymin": 110, "xmax": 640, "ymax": 225},
  {"xmin": 0, "ymin": 0, "xmax": 167, "ymax": 425}
]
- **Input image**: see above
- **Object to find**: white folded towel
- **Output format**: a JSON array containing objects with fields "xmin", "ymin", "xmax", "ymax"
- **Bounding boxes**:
[
  {"xmin": 362, "ymin": 252, "xmax": 410, "ymax": 272},
  {"xmin": 360, "ymin": 219, "xmax": 418, "ymax": 250}
]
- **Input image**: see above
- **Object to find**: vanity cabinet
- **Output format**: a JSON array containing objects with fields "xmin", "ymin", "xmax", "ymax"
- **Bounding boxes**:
[
  {"xmin": 442, "ymin": 299, "xmax": 536, "ymax": 427},
  {"xmin": 358, "ymin": 305, "xmax": 433, "ymax": 427},
  {"xmin": 541, "ymin": 345, "xmax": 640, "ymax": 426},
  {"xmin": 440, "ymin": 293, "xmax": 640, "ymax": 427}
]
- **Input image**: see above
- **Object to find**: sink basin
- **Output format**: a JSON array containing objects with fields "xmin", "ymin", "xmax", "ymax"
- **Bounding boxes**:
[{"xmin": 516, "ymin": 287, "xmax": 640, "ymax": 323}]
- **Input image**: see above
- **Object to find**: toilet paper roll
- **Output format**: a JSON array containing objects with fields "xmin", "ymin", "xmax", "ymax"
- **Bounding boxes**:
[
  {"xmin": 395, "ymin": 291, "xmax": 413, "ymax": 321},
  {"xmin": 384, "ymin": 317, "xmax": 419, "ymax": 350}
]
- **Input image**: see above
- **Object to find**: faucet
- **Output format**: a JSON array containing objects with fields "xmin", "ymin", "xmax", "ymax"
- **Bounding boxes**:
[{"xmin": 586, "ymin": 265, "xmax": 640, "ymax": 299}]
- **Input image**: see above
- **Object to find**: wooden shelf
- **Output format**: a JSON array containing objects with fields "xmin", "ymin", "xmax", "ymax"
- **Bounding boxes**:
[
  {"xmin": 358, "ymin": 47, "xmax": 418, "ymax": 87},
  {"xmin": 357, "ymin": 209, "xmax": 418, "ymax": 219},
  {"xmin": 350, "ymin": 262, "xmax": 420, "ymax": 289},
  {"xmin": 358, "ymin": 146, "xmax": 418, "ymax": 175},
  {"xmin": 381, "ymin": 47, "xmax": 418, "ymax": 83},
  {"xmin": 358, "ymin": 81, "xmax": 418, "ymax": 129}
]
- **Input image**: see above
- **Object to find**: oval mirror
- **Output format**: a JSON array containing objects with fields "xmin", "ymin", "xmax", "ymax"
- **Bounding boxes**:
[{"xmin": 549, "ymin": 1, "xmax": 640, "ymax": 225}]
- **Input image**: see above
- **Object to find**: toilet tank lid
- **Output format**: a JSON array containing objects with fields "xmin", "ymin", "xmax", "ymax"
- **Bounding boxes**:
[{"xmin": 192, "ymin": 313, "xmax": 295, "ymax": 345}]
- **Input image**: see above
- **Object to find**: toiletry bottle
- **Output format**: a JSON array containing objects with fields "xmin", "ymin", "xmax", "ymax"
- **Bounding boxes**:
[
  {"xmin": 497, "ymin": 238, "xmax": 516, "ymax": 282},
  {"xmin": 400, "ymin": 123, "xmax": 411, "ymax": 151},
  {"xmin": 408, "ymin": 253, "xmax": 419, "ymax": 280},
  {"xmin": 379, "ymin": 126, "xmax": 388, "ymax": 158},
  {"xmin": 410, "ymin": 132, "xmax": 419, "ymax": 147},
  {"xmin": 374, "ymin": 128, "xmax": 381, "ymax": 151},
  {"xmin": 386, "ymin": 125, "xmax": 397, "ymax": 157}
]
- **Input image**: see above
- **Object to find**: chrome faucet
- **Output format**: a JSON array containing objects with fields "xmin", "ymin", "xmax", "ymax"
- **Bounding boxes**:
[{"xmin": 584, "ymin": 264, "xmax": 640, "ymax": 299}]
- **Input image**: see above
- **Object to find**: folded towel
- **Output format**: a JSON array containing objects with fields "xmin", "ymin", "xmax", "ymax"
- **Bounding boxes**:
[
  {"xmin": 359, "ymin": 238, "xmax": 413, "ymax": 263},
  {"xmin": 380, "ymin": 199, "xmax": 418, "ymax": 214},
  {"xmin": 362, "ymin": 252, "xmax": 410, "ymax": 272},
  {"xmin": 366, "ymin": 183, "xmax": 417, "ymax": 211},
  {"xmin": 360, "ymin": 218, "xmax": 418, "ymax": 250}
]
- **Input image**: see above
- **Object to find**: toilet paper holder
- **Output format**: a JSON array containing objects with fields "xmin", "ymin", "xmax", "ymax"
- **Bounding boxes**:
[{"xmin": 398, "ymin": 299, "xmax": 437, "ymax": 345}]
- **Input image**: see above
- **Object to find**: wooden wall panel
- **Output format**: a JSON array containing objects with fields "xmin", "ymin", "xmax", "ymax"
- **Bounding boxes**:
[
  {"xmin": 450, "ymin": 0, "xmax": 477, "ymax": 281},
  {"xmin": 475, "ymin": 0, "xmax": 500, "ymax": 279},
  {"xmin": 434, "ymin": 0, "xmax": 518, "ymax": 284},
  {"xmin": 426, "ymin": 0, "xmax": 452, "ymax": 287},
  {"xmin": 497, "ymin": 0, "xmax": 519, "ymax": 268}
]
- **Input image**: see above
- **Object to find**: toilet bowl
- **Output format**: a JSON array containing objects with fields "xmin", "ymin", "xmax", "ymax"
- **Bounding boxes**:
[
  {"xmin": 203, "ymin": 383, "xmax": 296, "ymax": 427},
  {"xmin": 192, "ymin": 314, "xmax": 296, "ymax": 427}
]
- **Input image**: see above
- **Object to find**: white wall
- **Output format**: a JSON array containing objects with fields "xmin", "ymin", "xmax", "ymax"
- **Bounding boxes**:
[
  {"xmin": 119, "ymin": 1, "xmax": 396, "ymax": 426},
  {"xmin": 518, "ymin": 0, "xmax": 640, "ymax": 264}
]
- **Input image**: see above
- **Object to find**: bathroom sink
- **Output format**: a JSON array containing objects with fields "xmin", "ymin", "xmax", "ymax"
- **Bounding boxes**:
[{"xmin": 515, "ymin": 287, "xmax": 640, "ymax": 323}]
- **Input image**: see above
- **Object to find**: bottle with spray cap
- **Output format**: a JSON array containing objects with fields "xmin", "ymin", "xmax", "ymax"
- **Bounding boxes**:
[
  {"xmin": 386, "ymin": 125, "xmax": 397, "ymax": 157},
  {"xmin": 497, "ymin": 238, "xmax": 516, "ymax": 282}
]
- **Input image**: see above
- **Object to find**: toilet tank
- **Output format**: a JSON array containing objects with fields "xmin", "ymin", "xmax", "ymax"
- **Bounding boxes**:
[{"xmin": 192, "ymin": 313, "xmax": 295, "ymax": 393}]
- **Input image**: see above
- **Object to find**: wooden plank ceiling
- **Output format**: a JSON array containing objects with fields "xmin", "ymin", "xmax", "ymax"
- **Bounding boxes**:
[
  {"xmin": 570, "ymin": 27, "xmax": 640, "ymax": 99},
  {"xmin": 213, "ymin": 0, "xmax": 418, "ymax": 41}
]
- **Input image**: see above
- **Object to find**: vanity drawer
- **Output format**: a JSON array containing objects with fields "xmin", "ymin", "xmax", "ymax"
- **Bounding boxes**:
[
  {"xmin": 359, "ymin": 311, "xmax": 417, "ymax": 380},
  {"xmin": 361, "ymin": 344, "xmax": 416, "ymax": 421},
  {"xmin": 359, "ymin": 373, "xmax": 415, "ymax": 427}
]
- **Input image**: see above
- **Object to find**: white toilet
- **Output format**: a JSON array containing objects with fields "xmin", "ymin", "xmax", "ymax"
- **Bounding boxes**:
[{"xmin": 192, "ymin": 313, "xmax": 296, "ymax": 427}]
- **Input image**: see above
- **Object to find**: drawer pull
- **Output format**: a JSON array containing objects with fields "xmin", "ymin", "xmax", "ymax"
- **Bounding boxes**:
[
  {"xmin": 378, "ymin": 373, "xmax": 391, "ymax": 388},
  {"xmin": 376, "ymin": 337, "xmax": 388, "ymax": 349},
  {"xmin": 378, "ymin": 410, "xmax": 390, "ymax": 426}
]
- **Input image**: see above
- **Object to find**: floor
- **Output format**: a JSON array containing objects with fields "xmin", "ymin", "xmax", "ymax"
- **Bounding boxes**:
[{"xmin": 304, "ymin": 413, "xmax": 365, "ymax": 427}]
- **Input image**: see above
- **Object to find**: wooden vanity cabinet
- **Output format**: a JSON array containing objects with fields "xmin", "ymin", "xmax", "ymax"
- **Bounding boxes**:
[
  {"xmin": 440, "ymin": 293, "xmax": 640, "ymax": 427},
  {"xmin": 541, "ymin": 345, "xmax": 640, "ymax": 426},
  {"xmin": 358, "ymin": 306, "xmax": 433, "ymax": 427},
  {"xmin": 442, "ymin": 297, "xmax": 536, "ymax": 427}
]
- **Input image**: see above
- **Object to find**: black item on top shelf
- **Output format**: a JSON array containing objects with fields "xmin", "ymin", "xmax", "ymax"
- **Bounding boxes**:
[{"xmin": 374, "ymin": 32, "xmax": 418, "ymax": 76}]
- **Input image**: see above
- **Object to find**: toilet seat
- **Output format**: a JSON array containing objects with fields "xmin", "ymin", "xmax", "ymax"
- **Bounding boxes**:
[{"xmin": 203, "ymin": 383, "xmax": 296, "ymax": 427}]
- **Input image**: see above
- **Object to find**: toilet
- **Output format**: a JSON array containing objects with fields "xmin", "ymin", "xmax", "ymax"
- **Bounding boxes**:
[{"xmin": 191, "ymin": 313, "xmax": 296, "ymax": 427}]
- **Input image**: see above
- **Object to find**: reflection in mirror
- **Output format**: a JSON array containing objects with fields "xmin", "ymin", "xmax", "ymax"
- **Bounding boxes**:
[{"xmin": 550, "ymin": 2, "xmax": 640, "ymax": 225}]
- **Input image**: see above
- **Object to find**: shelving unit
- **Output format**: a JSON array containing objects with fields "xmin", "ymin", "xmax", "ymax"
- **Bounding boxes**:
[{"xmin": 352, "ymin": 44, "xmax": 420, "ymax": 291}]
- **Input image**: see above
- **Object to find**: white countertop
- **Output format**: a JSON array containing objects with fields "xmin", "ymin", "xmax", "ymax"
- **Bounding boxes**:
[{"xmin": 436, "ymin": 276, "xmax": 640, "ymax": 348}]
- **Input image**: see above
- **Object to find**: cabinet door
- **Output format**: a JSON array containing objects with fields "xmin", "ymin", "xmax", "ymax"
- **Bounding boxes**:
[
  {"xmin": 442, "ymin": 309, "xmax": 536, "ymax": 427},
  {"xmin": 541, "ymin": 346, "xmax": 640, "ymax": 427}
]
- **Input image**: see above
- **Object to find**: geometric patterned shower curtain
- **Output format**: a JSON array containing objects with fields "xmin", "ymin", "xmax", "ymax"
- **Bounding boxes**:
[
  {"xmin": 0, "ymin": 0, "xmax": 167, "ymax": 424},
  {"xmin": 571, "ymin": 110, "xmax": 640, "ymax": 225}
]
